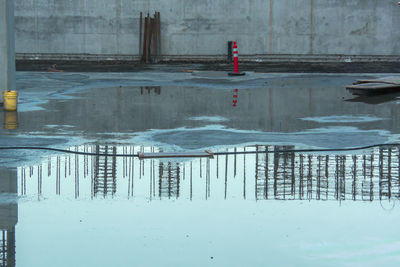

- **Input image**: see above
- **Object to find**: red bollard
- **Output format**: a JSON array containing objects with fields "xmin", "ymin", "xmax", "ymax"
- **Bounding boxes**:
[{"xmin": 228, "ymin": 41, "xmax": 245, "ymax": 76}]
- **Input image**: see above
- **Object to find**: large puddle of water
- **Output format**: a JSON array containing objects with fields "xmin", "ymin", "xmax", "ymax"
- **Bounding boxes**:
[
  {"xmin": 0, "ymin": 144, "xmax": 399, "ymax": 267},
  {"xmin": 1, "ymin": 73, "xmax": 400, "ymax": 266}
]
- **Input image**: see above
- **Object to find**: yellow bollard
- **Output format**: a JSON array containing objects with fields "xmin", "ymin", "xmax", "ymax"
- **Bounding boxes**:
[
  {"xmin": 3, "ymin": 111, "xmax": 18, "ymax": 130},
  {"xmin": 3, "ymin": 90, "xmax": 18, "ymax": 111}
]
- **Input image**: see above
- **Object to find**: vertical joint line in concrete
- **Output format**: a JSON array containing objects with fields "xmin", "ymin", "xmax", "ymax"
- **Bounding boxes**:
[
  {"xmin": 34, "ymin": 0, "xmax": 38, "ymax": 54},
  {"xmin": 269, "ymin": 0, "xmax": 274, "ymax": 54},
  {"xmin": 116, "ymin": 0, "xmax": 121, "ymax": 55},
  {"xmin": 310, "ymin": 0, "xmax": 314, "ymax": 54},
  {"xmin": 81, "ymin": 0, "xmax": 87, "ymax": 54}
]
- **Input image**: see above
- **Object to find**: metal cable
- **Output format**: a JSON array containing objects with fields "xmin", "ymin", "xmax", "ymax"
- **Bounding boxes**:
[{"xmin": 0, "ymin": 143, "xmax": 399, "ymax": 158}]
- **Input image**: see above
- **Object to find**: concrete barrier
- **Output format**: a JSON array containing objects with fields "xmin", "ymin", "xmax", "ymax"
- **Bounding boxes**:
[
  {"xmin": 0, "ymin": 0, "xmax": 16, "ymax": 91},
  {"xmin": 13, "ymin": 0, "xmax": 400, "ymax": 61}
]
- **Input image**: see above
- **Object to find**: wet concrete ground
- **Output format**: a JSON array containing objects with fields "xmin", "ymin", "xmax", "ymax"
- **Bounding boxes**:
[
  {"xmin": 1, "ymin": 70, "xmax": 400, "ymax": 165},
  {"xmin": 1, "ymin": 68, "xmax": 400, "ymax": 266}
]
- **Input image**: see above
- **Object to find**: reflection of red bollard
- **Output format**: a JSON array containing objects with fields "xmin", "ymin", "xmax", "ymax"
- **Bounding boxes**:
[
  {"xmin": 228, "ymin": 42, "xmax": 245, "ymax": 76},
  {"xmin": 233, "ymin": 88, "xmax": 238, "ymax": 107}
]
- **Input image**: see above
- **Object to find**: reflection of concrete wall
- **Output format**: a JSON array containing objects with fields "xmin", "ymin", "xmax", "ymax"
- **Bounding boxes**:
[
  {"xmin": 14, "ymin": 0, "xmax": 400, "ymax": 59},
  {"xmin": 0, "ymin": 168, "xmax": 18, "ymax": 228},
  {"xmin": 17, "ymin": 76, "xmax": 400, "ymax": 135},
  {"xmin": 0, "ymin": 168, "xmax": 17, "ymax": 267}
]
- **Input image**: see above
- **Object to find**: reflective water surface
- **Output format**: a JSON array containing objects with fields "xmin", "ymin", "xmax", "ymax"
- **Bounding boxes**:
[
  {"xmin": 1, "ymin": 73, "xmax": 400, "ymax": 266},
  {"xmin": 17, "ymin": 145, "xmax": 400, "ymax": 202},
  {"xmin": 1, "ymin": 144, "xmax": 399, "ymax": 267}
]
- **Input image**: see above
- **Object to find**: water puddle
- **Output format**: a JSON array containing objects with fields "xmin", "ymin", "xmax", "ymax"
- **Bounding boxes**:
[
  {"xmin": 0, "ymin": 143, "xmax": 398, "ymax": 266},
  {"xmin": 2, "ymin": 73, "xmax": 400, "ymax": 266},
  {"xmin": 16, "ymin": 144, "xmax": 400, "ymax": 202}
]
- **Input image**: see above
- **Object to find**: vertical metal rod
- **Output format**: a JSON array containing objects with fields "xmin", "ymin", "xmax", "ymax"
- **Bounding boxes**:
[
  {"xmin": 157, "ymin": 12, "xmax": 161, "ymax": 61},
  {"xmin": 142, "ymin": 16, "xmax": 148, "ymax": 62},
  {"xmin": 153, "ymin": 12, "xmax": 158, "ymax": 63},
  {"xmin": 139, "ymin": 12, "xmax": 143, "ymax": 57},
  {"xmin": 146, "ymin": 14, "xmax": 152, "ymax": 63}
]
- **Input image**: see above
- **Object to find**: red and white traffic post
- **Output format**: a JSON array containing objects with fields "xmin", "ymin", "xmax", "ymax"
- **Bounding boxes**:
[{"xmin": 228, "ymin": 41, "xmax": 245, "ymax": 76}]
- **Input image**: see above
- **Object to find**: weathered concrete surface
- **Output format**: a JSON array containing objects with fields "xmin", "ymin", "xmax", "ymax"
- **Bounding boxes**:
[
  {"xmin": 13, "ymin": 0, "xmax": 400, "ymax": 61},
  {"xmin": 0, "ymin": 0, "xmax": 16, "ymax": 91}
]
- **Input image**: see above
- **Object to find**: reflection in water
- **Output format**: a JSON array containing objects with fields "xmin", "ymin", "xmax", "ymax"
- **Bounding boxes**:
[
  {"xmin": 3, "ymin": 111, "xmax": 18, "ymax": 130},
  {"xmin": 93, "ymin": 145, "xmax": 117, "ymax": 198},
  {"xmin": 256, "ymin": 145, "xmax": 400, "ymax": 201},
  {"xmin": 346, "ymin": 91, "xmax": 400, "ymax": 104},
  {"xmin": 0, "ymin": 169, "xmax": 17, "ymax": 267},
  {"xmin": 140, "ymin": 86, "xmax": 161, "ymax": 95},
  {"xmin": 17, "ymin": 144, "xmax": 400, "ymax": 203}
]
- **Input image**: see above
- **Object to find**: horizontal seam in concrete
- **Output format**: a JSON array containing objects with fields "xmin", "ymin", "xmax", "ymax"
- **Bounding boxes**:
[{"xmin": 15, "ymin": 53, "xmax": 400, "ymax": 63}]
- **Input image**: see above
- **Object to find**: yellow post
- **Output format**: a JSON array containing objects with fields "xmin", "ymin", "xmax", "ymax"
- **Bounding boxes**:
[{"xmin": 3, "ymin": 90, "xmax": 18, "ymax": 111}]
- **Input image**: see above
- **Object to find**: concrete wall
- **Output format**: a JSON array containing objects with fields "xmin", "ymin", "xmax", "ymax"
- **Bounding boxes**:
[
  {"xmin": 0, "ymin": 0, "xmax": 16, "ymax": 90},
  {"xmin": 14, "ymin": 0, "xmax": 400, "ymax": 60}
]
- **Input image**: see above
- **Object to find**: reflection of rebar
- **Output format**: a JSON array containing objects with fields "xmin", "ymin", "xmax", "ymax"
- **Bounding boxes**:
[
  {"xmin": 255, "ymin": 145, "xmax": 271, "ymax": 200},
  {"xmin": 190, "ymin": 161, "xmax": 193, "ymax": 200},
  {"xmin": 252, "ymin": 146, "xmax": 400, "ymax": 202},
  {"xmin": 206, "ymin": 158, "xmax": 210, "ymax": 199},
  {"xmin": 1, "ymin": 230, "xmax": 6, "ymax": 265},
  {"xmin": 93, "ymin": 145, "xmax": 117, "ymax": 197},
  {"xmin": 38, "ymin": 164, "xmax": 42, "ymax": 196},
  {"xmin": 352, "ymin": 155, "xmax": 357, "ymax": 201},
  {"xmin": 378, "ymin": 147, "xmax": 397, "ymax": 200},
  {"xmin": 243, "ymin": 147, "xmax": 247, "ymax": 199},
  {"xmin": 273, "ymin": 146, "xmax": 295, "ymax": 200},
  {"xmin": 307, "ymin": 155, "xmax": 312, "ymax": 200},
  {"xmin": 225, "ymin": 153, "xmax": 228, "ymax": 199},
  {"xmin": 19, "ymin": 144, "xmax": 400, "ymax": 203},
  {"xmin": 0, "ymin": 228, "xmax": 15, "ymax": 267},
  {"xmin": 299, "ymin": 155, "xmax": 304, "ymax": 199},
  {"xmin": 158, "ymin": 162, "xmax": 180, "ymax": 199},
  {"xmin": 56, "ymin": 156, "xmax": 60, "ymax": 195}
]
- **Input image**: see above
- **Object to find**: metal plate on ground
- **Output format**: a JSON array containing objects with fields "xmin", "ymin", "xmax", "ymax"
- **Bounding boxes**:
[
  {"xmin": 346, "ymin": 82, "xmax": 400, "ymax": 90},
  {"xmin": 355, "ymin": 76, "xmax": 400, "ymax": 85}
]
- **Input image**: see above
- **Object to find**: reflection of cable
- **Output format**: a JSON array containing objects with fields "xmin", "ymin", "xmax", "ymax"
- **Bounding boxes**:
[
  {"xmin": 0, "ymin": 143, "xmax": 399, "ymax": 158},
  {"xmin": 0, "ymin": 146, "xmax": 133, "ymax": 157},
  {"xmin": 214, "ymin": 143, "xmax": 400, "ymax": 156}
]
